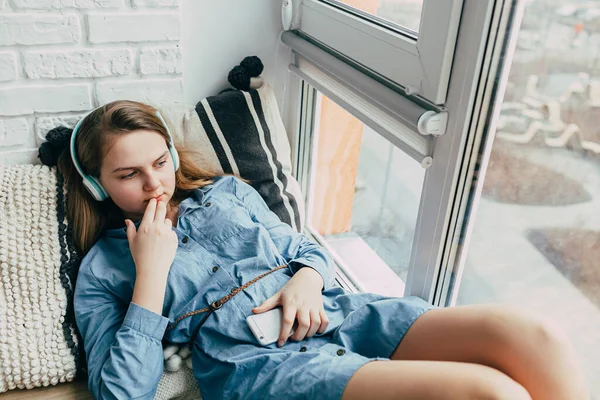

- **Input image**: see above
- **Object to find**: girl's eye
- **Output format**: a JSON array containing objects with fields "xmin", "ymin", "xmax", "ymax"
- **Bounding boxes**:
[
  {"xmin": 157, "ymin": 160, "xmax": 167, "ymax": 167},
  {"xmin": 121, "ymin": 172, "xmax": 136, "ymax": 180}
]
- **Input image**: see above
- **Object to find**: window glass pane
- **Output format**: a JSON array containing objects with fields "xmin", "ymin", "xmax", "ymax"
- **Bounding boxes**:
[
  {"xmin": 323, "ymin": 0, "xmax": 423, "ymax": 33},
  {"xmin": 458, "ymin": 0, "xmax": 600, "ymax": 394},
  {"xmin": 307, "ymin": 93, "xmax": 424, "ymax": 297}
]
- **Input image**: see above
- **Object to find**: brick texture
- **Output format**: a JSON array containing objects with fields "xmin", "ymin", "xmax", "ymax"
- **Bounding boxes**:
[
  {"xmin": 96, "ymin": 78, "xmax": 182, "ymax": 105},
  {"xmin": 88, "ymin": 13, "xmax": 180, "ymax": 43},
  {"xmin": 132, "ymin": 0, "xmax": 178, "ymax": 6},
  {"xmin": 35, "ymin": 114, "xmax": 87, "ymax": 144},
  {"xmin": 11, "ymin": 0, "xmax": 124, "ymax": 8},
  {"xmin": 23, "ymin": 49, "xmax": 133, "ymax": 79},
  {"xmin": 139, "ymin": 47, "xmax": 181, "ymax": 75},
  {"xmin": 1, "ymin": 0, "xmax": 183, "ymax": 165},
  {"xmin": 0, "ymin": 118, "xmax": 29, "ymax": 147},
  {"xmin": 0, "ymin": 84, "xmax": 92, "ymax": 116},
  {"xmin": 0, "ymin": 14, "xmax": 81, "ymax": 46},
  {"xmin": 0, "ymin": 52, "xmax": 17, "ymax": 82}
]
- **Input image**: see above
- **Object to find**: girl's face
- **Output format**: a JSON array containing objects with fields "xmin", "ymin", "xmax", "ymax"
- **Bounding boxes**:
[{"xmin": 99, "ymin": 130, "xmax": 176, "ymax": 221}]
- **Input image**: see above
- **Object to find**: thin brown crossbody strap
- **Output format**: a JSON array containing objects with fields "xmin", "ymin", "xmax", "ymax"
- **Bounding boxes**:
[{"xmin": 166, "ymin": 264, "xmax": 288, "ymax": 332}]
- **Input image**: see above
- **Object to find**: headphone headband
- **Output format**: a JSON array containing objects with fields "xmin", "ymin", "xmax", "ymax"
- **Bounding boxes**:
[{"xmin": 70, "ymin": 105, "xmax": 180, "ymax": 201}]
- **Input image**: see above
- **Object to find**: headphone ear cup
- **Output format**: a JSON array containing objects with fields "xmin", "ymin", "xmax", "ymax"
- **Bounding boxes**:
[
  {"xmin": 154, "ymin": 111, "xmax": 179, "ymax": 172},
  {"xmin": 170, "ymin": 147, "xmax": 180, "ymax": 171},
  {"xmin": 84, "ymin": 176, "xmax": 109, "ymax": 201}
]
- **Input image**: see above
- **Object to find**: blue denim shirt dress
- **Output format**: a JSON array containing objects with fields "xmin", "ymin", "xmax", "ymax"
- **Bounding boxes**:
[{"xmin": 74, "ymin": 175, "xmax": 434, "ymax": 400}]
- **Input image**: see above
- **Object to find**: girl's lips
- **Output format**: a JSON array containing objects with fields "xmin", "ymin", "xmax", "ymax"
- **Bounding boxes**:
[{"xmin": 146, "ymin": 194, "xmax": 164, "ymax": 202}]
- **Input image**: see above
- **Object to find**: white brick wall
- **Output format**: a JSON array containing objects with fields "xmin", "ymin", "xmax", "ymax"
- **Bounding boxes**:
[
  {"xmin": 0, "ymin": 0, "xmax": 183, "ymax": 165},
  {"xmin": 12, "ymin": 0, "xmax": 124, "ymax": 8},
  {"xmin": 23, "ymin": 49, "xmax": 133, "ymax": 79},
  {"xmin": 88, "ymin": 13, "xmax": 180, "ymax": 44},
  {"xmin": 139, "ymin": 47, "xmax": 181, "ymax": 75},
  {"xmin": 96, "ymin": 78, "xmax": 182, "ymax": 105},
  {"xmin": 132, "ymin": 0, "xmax": 178, "ymax": 7},
  {"xmin": 0, "ymin": 14, "xmax": 81, "ymax": 46},
  {"xmin": 0, "ymin": 52, "xmax": 17, "ymax": 82},
  {"xmin": 0, "ymin": 118, "xmax": 29, "ymax": 147}
]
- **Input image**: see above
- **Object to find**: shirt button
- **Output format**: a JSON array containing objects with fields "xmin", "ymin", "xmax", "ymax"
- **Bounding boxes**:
[
  {"xmin": 299, "ymin": 346, "xmax": 307, "ymax": 352},
  {"xmin": 212, "ymin": 266, "xmax": 219, "ymax": 273},
  {"xmin": 205, "ymin": 202, "xmax": 212, "ymax": 207},
  {"xmin": 182, "ymin": 237, "xmax": 189, "ymax": 244},
  {"xmin": 336, "ymin": 349, "xmax": 345, "ymax": 356}
]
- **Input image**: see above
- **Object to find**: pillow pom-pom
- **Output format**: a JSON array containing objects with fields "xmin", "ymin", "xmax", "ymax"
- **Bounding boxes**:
[
  {"xmin": 163, "ymin": 344, "xmax": 193, "ymax": 372},
  {"xmin": 240, "ymin": 56, "xmax": 264, "ymax": 77},
  {"xmin": 38, "ymin": 126, "xmax": 73, "ymax": 167},
  {"xmin": 228, "ymin": 65, "xmax": 251, "ymax": 91},
  {"xmin": 46, "ymin": 126, "xmax": 72, "ymax": 148},
  {"xmin": 38, "ymin": 142, "xmax": 59, "ymax": 167},
  {"xmin": 165, "ymin": 354, "xmax": 182, "ymax": 372}
]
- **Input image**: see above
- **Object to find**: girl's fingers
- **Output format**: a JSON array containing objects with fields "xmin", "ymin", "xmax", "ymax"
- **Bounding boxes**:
[
  {"xmin": 291, "ymin": 308, "xmax": 310, "ymax": 341},
  {"xmin": 141, "ymin": 198, "xmax": 157, "ymax": 226},
  {"xmin": 125, "ymin": 219, "xmax": 136, "ymax": 243},
  {"xmin": 278, "ymin": 306, "xmax": 297, "ymax": 347},
  {"xmin": 306, "ymin": 310, "xmax": 321, "ymax": 338},
  {"xmin": 154, "ymin": 199, "xmax": 167, "ymax": 223},
  {"xmin": 252, "ymin": 295, "xmax": 279, "ymax": 314},
  {"xmin": 317, "ymin": 310, "xmax": 329, "ymax": 334}
]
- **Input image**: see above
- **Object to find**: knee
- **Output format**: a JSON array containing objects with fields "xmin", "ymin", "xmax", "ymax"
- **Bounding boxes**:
[
  {"xmin": 528, "ymin": 314, "xmax": 572, "ymax": 353},
  {"xmin": 482, "ymin": 305, "xmax": 571, "ymax": 353},
  {"xmin": 476, "ymin": 384, "xmax": 531, "ymax": 400},
  {"xmin": 471, "ymin": 372, "xmax": 532, "ymax": 400}
]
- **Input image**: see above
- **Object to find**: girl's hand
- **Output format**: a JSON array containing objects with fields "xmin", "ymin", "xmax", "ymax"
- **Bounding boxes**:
[
  {"xmin": 125, "ymin": 198, "xmax": 178, "ymax": 280},
  {"xmin": 252, "ymin": 267, "xmax": 329, "ymax": 347}
]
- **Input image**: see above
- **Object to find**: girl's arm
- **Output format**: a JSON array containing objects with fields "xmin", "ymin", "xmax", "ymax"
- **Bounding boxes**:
[
  {"xmin": 233, "ymin": 177, "xmax": 336, "ymax": 291},
  {"xmin": 74, "ymin": 263, "xmax": 169, "ymax": 400},
  {"xmin": 74, "ymin": 199, "xmax": 177, "ymax": 399}
]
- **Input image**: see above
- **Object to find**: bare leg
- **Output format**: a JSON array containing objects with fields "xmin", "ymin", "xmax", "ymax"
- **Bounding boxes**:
[
  {"xmin": 342, "ymin": 359, "xmax": 530, "ymax": 400},
  {"xmin": 391, "ymin": 304, "xmax": 589, "ymax": 400}
]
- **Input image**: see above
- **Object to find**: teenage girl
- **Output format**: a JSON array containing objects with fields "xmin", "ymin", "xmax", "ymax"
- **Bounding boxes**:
[{"xmin": 53, "ymin": 100, "xmax": 589, "ymax": 400}]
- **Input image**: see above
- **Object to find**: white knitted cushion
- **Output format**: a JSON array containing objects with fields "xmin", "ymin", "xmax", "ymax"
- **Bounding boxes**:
[
  {"xmin": 0, "ymin": 165, "xmax": 79, "ymax": 392},
  {"xmin": 0, "ymin": 165, "xmax": 201, "ymax": 399}
]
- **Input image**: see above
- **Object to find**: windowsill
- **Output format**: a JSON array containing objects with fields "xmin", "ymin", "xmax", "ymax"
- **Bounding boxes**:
[{"xmin": 326, "ymin": 234, "xmax": 405, "ymax": 298}]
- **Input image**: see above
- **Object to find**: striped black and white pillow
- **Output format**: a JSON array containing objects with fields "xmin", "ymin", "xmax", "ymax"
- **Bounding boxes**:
[{"xmin": 159, "ymin": 84, "xmax": 304, "ymax": 232}]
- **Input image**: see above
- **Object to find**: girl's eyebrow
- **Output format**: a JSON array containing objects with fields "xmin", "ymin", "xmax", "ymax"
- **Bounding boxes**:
[{"xmin": 112, "ymin": 151, "xmax": 168, "ymax": 173}]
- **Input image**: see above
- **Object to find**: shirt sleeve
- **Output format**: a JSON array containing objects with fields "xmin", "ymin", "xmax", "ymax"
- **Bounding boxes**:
[
  {"xmin": 74, "ymin": 263, "xmax": 169, "ymax": 399},
  {"xmin": 232, "ymin": 177, "xmax": 336, "ymax": 290}
]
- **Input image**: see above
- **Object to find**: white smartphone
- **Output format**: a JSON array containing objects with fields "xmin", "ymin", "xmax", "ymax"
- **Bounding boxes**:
[{"xmin": 246, "ymin": 307, "xmax": 296, "ymax": 346}]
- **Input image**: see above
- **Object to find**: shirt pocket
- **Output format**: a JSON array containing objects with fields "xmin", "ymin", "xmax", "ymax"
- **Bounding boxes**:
[{"xmin": 192, "ymin": 198, "xmax": 256, "ymax": 245}]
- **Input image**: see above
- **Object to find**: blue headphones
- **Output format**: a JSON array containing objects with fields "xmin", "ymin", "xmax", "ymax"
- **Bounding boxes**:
[{"xmin": 70, "ymin": 107, "xmax": 180, "ymax": 201}]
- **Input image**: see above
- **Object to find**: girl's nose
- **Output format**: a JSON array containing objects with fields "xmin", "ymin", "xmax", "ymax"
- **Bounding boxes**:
[{"xmin": 143, "ymin": 173, "xmax": 161, "ymax": 192}]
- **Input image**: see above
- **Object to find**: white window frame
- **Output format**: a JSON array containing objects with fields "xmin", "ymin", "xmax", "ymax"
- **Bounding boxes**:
[
  {"xmin": 297, "ymin": 0, "xmax": 464, "ymax": 104},
  {"xmin": 281, "ymin": 0, "xmax": 523, "ymax": 306}
]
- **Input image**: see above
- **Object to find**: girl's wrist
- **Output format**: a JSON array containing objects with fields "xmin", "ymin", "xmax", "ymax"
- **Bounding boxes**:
[
  {"xmin": 132, "ymin": 274, "xmax": 168, "ymax": 314},
  {"xmin": 295, "ymin": 266, "xmax": 324, "ymax": 290}
]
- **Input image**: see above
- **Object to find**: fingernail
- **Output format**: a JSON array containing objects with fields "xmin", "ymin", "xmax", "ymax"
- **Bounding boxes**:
[{"xmin": 277, "ymin": 340, "xmax": 284, "ymax": 347}]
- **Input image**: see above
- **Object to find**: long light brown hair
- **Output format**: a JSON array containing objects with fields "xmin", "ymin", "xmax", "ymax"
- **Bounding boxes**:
[{"xmin": 57, "ymin": 100, "xmax": 224, "ymax": 255}]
